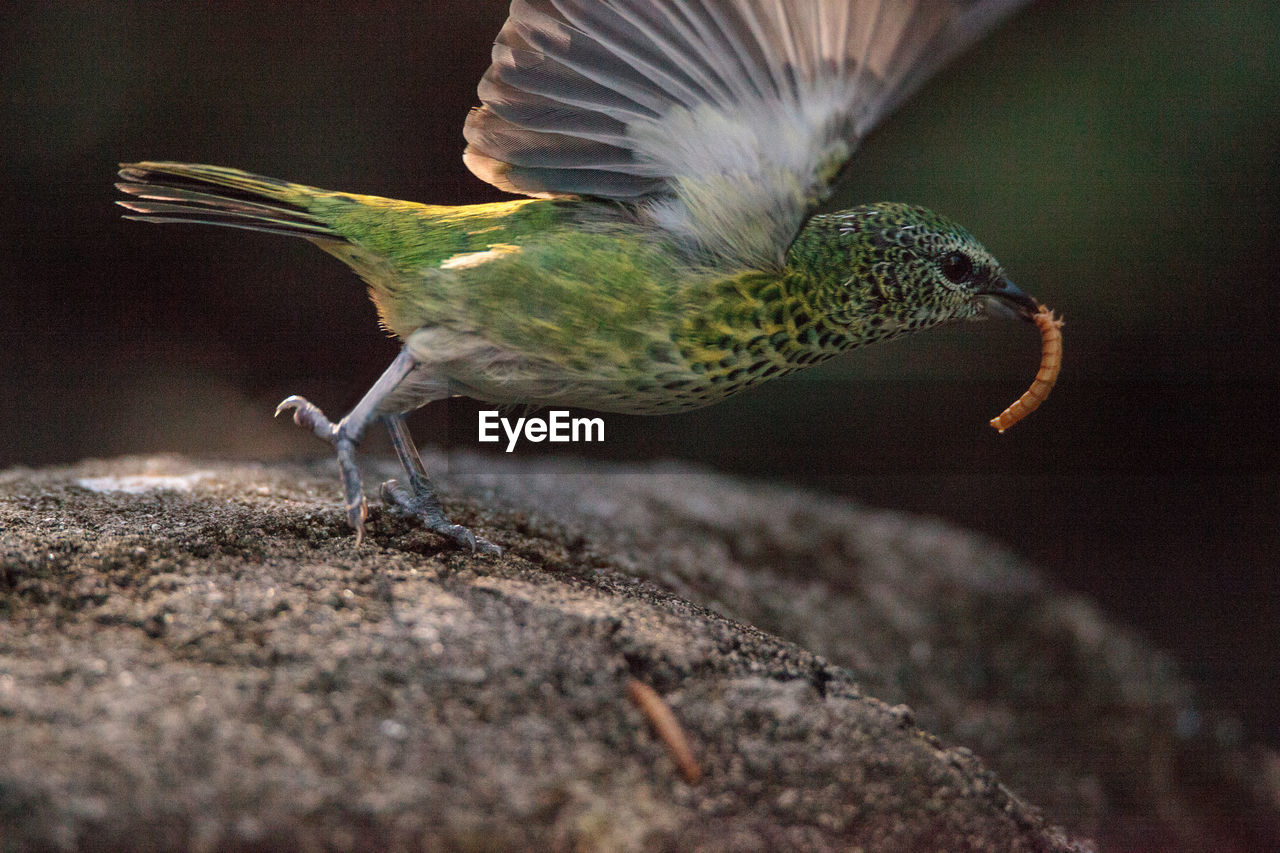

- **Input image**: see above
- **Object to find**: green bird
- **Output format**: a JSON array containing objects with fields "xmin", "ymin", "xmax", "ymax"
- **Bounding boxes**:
[{"xmin": 118, "ymin": 0, "xmax": 1042, "ymax": 552}]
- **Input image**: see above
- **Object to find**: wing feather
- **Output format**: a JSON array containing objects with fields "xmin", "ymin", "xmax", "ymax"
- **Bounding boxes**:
[{"xmin": 463, "ymin": 0, "xmax": 1030, "ymax": 267}]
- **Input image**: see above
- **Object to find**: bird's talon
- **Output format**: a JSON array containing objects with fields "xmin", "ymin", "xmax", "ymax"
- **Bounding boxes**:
[
  {"xmin": 347, "ymin": 497, "xmax": 368, "ymax": 531},
  {"xmin": 273, "ymin": 395, "xmax": 300, "ymax": 418},
  {"xmin": 274, "ymin": 394, "xmax": 337, "ymax": 440},
  {"xmin": 379, "ymin": 479, "xmax": 412, "ymax": 516},
  {"xmin": 441, "ymin": 524, "xmax": 503, "ymax": 556},
  {"xmin": 449, "ymin": 524, "xmax": 477, "ymax": 552},
  {"xmin": 379, "ymin": 478, "xmax": 500, "ymax": 554},
  {"xmin": 475, "ymin": 537, "xmax": 503, "ymax": 557}
]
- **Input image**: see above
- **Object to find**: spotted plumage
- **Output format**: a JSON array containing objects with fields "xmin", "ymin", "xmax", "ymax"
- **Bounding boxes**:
[{"xmin": 116, "ymin": 0, "xmax": 1043, "ymax": 549}]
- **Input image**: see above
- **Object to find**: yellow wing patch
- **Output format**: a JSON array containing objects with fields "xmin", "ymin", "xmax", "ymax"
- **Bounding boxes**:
[{"xmin": 439, "ymin": 243, "xmax": 522, "ymax": 270}]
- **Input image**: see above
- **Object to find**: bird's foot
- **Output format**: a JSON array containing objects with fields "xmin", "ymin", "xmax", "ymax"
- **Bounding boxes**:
[
  {"xmin": 275, "ymin": 395, "xmax": 369, "ymax": 545},
  {"xmin": 380, "ymin": 477, "xmax": 502, "ymax": 555}
]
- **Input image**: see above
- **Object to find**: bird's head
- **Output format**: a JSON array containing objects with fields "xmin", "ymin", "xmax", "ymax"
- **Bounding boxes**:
[{"xmin": 787, "ymin": 203, "xmax": 1037, "ymax": 337}]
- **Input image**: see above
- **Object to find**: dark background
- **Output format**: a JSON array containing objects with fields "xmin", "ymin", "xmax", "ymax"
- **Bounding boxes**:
[{"xmin": 4, "ymin": 1, "xmax": 1278, "ymax": 748}]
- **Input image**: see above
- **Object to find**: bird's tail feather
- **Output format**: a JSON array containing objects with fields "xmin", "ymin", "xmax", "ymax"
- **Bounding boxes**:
[{"xmin": 116, "ymin": 162, "xmax": 341, "ymax": 240}]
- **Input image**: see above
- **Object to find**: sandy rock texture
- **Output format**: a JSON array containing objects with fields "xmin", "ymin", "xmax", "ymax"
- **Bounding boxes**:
[{"xmin": 1, "ymin": 453, "xmax": 1276, "ymax": 851}]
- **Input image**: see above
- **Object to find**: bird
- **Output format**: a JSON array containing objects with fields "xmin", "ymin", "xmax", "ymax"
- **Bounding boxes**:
[{"xmin": 117, "ymin": 0, "xmax": 1042, "ymax": 553}]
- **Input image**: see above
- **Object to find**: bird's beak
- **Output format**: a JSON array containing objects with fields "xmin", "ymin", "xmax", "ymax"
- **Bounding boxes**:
[{"xmin": 979, "ymin": 278, "xmax": 1040, "ymax": 322}]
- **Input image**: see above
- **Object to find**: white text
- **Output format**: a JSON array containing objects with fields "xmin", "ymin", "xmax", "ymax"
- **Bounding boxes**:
[{"xmin": 477, "ymin": 410, "xmax": 605, "ymax": 452}]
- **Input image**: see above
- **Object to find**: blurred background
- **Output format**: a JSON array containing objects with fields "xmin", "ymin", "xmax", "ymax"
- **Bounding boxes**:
[{"xmin": 3, "ymin": 0, "xmax": 1277, "ymax": 751}]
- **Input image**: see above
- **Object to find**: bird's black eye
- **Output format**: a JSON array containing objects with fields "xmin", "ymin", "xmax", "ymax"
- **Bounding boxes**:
[{"xmin": 940, "ymin": 251, "xmax": 974, "ymax": 284}]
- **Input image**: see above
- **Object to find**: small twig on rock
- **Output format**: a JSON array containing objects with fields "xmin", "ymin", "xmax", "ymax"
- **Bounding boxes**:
[{"xmin": 626, "ymin": 678, "xmax": 703, "ymax": 784}]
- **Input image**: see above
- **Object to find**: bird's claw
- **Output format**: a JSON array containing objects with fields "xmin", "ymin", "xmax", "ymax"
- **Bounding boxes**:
[
  {"xmin": 275, "ymin": 395, "xmax": 335, "ymax": 441},
  {"xmin": 346, "ymin": 492, "xmax": 369, "ymax": 547},
  {"xmin": 381, "ymin": 478, "xmax": 502, "ymax": 555},
  {"xmin": 275, "ymin": 391, "xmax": 496, "ymax": 553},
  {"xmin": 276, "ymin": 394, "xmax": 370, "ymax": 543}
]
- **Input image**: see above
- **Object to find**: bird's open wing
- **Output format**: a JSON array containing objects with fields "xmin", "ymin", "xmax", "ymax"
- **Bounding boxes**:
[{"xmin": 464, "ymin": 0, "xmax": 1029, "ymax": 268}]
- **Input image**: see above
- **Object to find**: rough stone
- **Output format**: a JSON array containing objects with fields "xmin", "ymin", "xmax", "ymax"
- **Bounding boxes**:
[{"xmin": 0, "ymin": 454, "xmax": 1275, "ymax": 851}]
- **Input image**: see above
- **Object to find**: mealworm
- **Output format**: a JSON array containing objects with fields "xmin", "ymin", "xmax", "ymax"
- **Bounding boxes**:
[
  {"xmin": 990, "ymin": 305, "xmax": 1064, "ymax": 433},
  {"xmin": 626, "ymin": 678, "xmax": 703, "ymax": 784}
]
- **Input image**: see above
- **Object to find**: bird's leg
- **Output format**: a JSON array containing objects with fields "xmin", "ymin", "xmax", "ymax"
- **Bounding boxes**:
[
  {"xmin": 380, "ymin": 414, "xmax": 502, "ymax": 555},
  {"xmin": 274, "ymin": 348, "xmax": 417, "ymax": 546}
]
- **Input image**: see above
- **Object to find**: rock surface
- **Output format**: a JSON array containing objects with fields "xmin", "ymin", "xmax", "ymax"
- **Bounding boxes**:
[{"xmin": 1, "ymin": 454, "xmax": 1276, "ymax": 851}]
